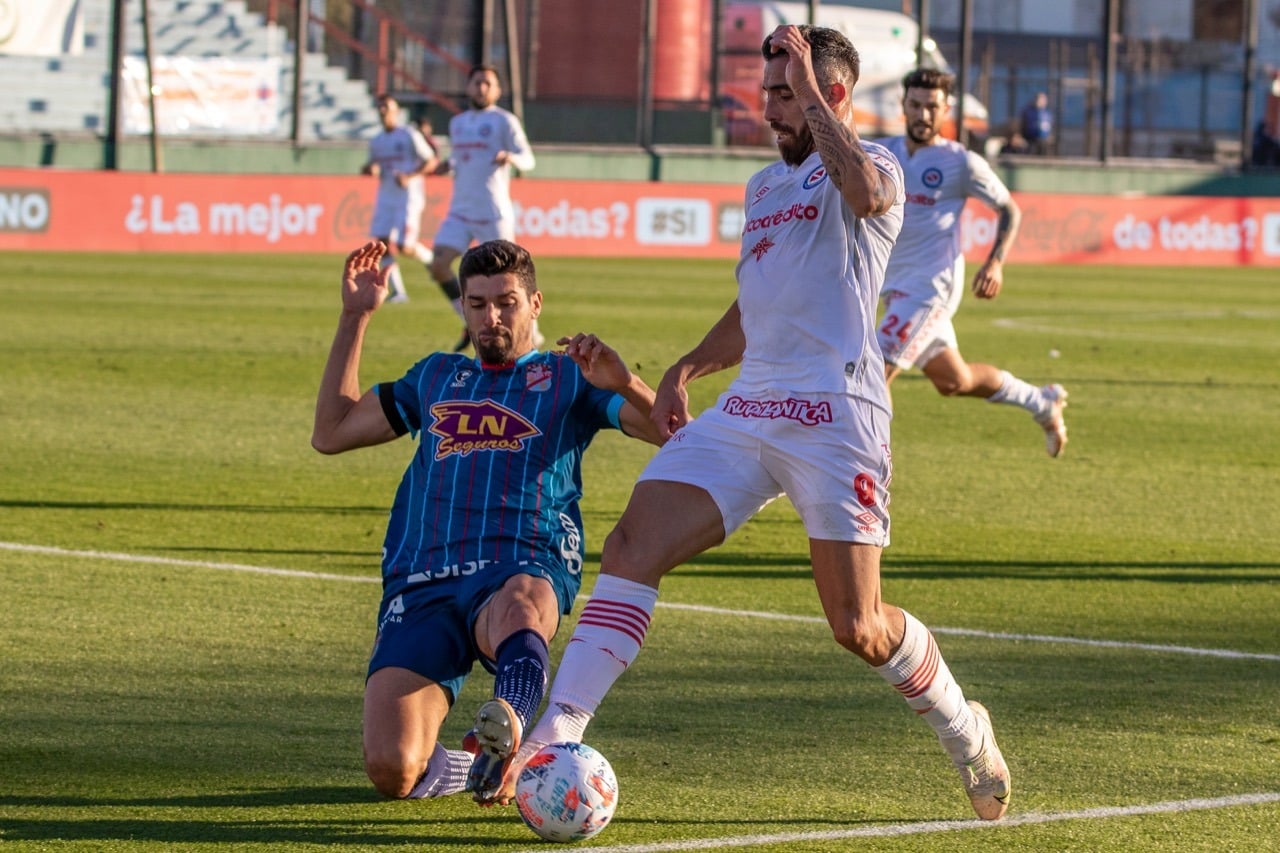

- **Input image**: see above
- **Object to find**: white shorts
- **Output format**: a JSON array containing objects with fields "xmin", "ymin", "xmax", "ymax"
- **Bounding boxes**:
[
  {"xmin": 370, "ymin": 193, "xmax": 426, "ymax": 249},
  {"xmin": 878, "ymin": 289, "xmax": 957, "ymax": 371},
  {"xmin": 434, "ymin": 214, "xmax": 514, "ymax": 254},
  {"xmin": 639, "ymin": 391, "xmax": 892, "ymax": 545}
]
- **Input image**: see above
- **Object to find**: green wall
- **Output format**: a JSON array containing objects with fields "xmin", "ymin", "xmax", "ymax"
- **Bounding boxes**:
[{"xmin": 2, "ymin": 133, "xmax": 1278, "ymax": 196}]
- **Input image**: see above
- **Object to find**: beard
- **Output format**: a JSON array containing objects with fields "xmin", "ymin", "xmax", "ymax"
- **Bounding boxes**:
[
  {"xmin": 474, "ymin": 328, "xmax": 515, "ymax": 364},
  {"xmin": 907, "ymin": 120, "xmax": 937, "ymax": 145},
  {"xmin": 772, "ymin": 122, "xmax": 814, "ymax": 166}
]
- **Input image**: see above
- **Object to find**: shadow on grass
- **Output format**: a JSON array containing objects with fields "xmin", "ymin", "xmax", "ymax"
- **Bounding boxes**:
[
  {"xmin": 663, "ymin": 551, "xmax": 1280, "ymax": 583},
  {"xmin": 0, "ymin": 499, "xmax": 386, "ymax": 515}
]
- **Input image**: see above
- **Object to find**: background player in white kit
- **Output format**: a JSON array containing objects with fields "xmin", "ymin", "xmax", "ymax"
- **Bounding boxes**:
[
  {"xmin": 498, "ymin": 25, "xmax": 1011, "ymax": 823},
  {"xmin": 429, "ymin": 64, "xmax": 542, "ymax": 351},
  {"xmin": 362, "ymin": 94, "xmax": 439, "ymax": 304},
  {"xmin": 877, "ymin": 68, "xmax": 1068, "ymax": 456}
]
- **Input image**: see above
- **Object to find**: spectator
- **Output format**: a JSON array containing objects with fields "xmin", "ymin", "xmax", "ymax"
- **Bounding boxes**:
[{"xmin": 1019, "ymin": 92, "xmax": 1053, "ymax": 155}]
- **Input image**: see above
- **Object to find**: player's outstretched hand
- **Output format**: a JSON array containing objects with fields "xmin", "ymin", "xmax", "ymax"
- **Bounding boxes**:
[
  {"xmin": 342, "ymin": 240, "xmax": 391, "ymax": 312},
  {"xmin": 558, "ymin": 333, "xmax": 630, "ymax": 391},
  {"xmin": 651, "ymin": 369, "xmax": 692, "ymax": 441}
]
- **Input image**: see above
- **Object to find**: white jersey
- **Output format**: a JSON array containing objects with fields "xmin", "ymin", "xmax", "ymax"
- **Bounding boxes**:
[
  {"xmin": 367, "ymin": 125, "xmax": 435, "ymax": 212},
  {"xmin": 733, "ymin": 145, "xmax": 903, "ymax": 413},
  {"xmin": 446, "ymin": 106, "xmax": 535, "ymax": 222},
  {"xmin": 880, "ymin": 136, "xmax": 1010, "ymax": 308}
]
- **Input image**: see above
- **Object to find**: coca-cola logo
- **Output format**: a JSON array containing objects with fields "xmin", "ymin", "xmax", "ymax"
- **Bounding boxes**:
[{"xmin": 333, "ymin": 191, "xmax": 372, "ymax": 239}]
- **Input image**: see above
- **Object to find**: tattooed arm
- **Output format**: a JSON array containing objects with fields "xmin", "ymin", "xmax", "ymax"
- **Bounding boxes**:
[{"xmin": 768, "ymin": 25, "xmax": 896, "ymax": 218}]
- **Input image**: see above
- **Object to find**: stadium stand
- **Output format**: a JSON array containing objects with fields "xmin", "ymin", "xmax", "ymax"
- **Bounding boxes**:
[{"xmin": 0, "ymin": 0, "xmax": 376, "ymax": 140}]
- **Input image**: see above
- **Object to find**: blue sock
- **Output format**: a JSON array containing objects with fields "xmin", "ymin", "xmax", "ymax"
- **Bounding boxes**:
[{"xmin": 493, "ymin": 629, "xmax": 550, "ymax": 729}]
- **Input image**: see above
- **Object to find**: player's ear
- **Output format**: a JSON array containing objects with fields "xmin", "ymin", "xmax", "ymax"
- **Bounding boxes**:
[{"xmin": 826, "ymin": 82, "xmax": 847, "ymax": 109}]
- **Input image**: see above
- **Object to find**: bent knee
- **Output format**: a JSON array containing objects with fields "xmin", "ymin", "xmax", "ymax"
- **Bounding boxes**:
[
  {"xmin": 930, "ymin": 376, "xmax": 967, "ymax": 397},
  {"xmin": 364, "ymin": 753, "xmax": 424, "ymax": 799},
  {"xmin": 831, "ymin": 616, "xmax": 895, "ymax": 664}
]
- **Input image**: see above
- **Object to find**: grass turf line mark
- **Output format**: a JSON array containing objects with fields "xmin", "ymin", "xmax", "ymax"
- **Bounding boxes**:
[{"xmin": 3, "ymin": 541, "xmax": 1277, "ymax": 662}]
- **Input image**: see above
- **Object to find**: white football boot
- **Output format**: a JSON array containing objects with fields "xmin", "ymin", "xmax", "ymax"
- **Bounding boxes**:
[
  {"xmin": 954, "ymin": 700, "xmax": 1011, "ymax": 820},
  {"xmin": 1035, "ymin": 384, "xmax": 1069, "ymax": 458}
]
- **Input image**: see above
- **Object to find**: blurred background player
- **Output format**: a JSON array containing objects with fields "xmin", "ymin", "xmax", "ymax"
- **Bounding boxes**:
[
  {"xmin": 430, "ymin": 64, "xmax": 541, "ymax": 351},
  {"xmin": 361, "ymin": 93, "xmax": 438, "ymax": 304},
  {"xmin": 878, "ymin": 69, "xmax": 1068, "ymax": 457},
  {"xmin": 312, "ymin": 239, "xmax": 661, "ymax": 805}
]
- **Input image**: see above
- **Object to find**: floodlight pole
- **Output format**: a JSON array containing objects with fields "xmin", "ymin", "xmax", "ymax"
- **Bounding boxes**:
[
  {"xmin": 1100, "ymin": 0, "xmax": 1118, "ymax": 163},
  {"xmin": 915, "ymin": 0, "xmax": 930, "ymax": 69},
  {"xmin": 1241, "ymin": 0, "xmax": 1258, "ymax": 168},
  {"xmin": 955, "ymin": 0, "xmax": 971, "ymax": 147},
  {"xmin": 105, "ymin": 0, "xmax": 126, "ymax": 169},
  {"xmin": 140, "ymin": 0, "xmax": 163, "ymax": 172}
]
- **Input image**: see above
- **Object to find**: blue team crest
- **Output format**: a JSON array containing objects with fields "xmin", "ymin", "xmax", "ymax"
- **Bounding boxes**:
[
  {"xmin": 922, "ymin": 167, "xmax": 944, "ymax": 188},
  {"xmin": 479, "ymin": 123, "xmax": 492, "ymax": 138},
  {"xmin": 802, "ymin": 165, "xmax": 828, "ymax": 190},
  {"xmin": 451, "ymin": 368, "xmax": 476, "ymax": 388},
  {"xmin": 428, "ymin": 400, "xmax": 541, "ymax": 460}
]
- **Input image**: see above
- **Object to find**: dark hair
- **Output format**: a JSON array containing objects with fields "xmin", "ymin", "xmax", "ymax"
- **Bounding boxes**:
[
  {"xmin": 458, "ymin": 240, "xmax": 537, "ymax": 294},
  {"xmin": 760, "ymin": 25, "xmax": 860, "ymax": 88},
  {"xmin": 468, "ymin": 64, "xmax": 502, "ymax": 85},
  {"xmin": 374, "ymin": 92, "xmax": 397, "ymax": 106},
  {"xmin": 901, "ymin": 68, "xmax": 953, "ymax": 97}
]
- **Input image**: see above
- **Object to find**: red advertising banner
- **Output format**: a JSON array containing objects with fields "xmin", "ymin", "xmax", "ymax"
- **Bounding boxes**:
[{"xmin": 2, "ymin": 167, "xmax": 1279, "ymax": 266}]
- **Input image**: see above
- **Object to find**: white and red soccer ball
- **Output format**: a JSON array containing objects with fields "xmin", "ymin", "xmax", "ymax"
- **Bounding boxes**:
[{"xmin": 515, "ymin": 742, "xmax": 618, "ymax": 842}]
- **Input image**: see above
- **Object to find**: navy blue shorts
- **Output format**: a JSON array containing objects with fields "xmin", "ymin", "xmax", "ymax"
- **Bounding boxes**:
[{"xmin": 366, "ymin": 562, "xmax": 578, "ymax": 704}]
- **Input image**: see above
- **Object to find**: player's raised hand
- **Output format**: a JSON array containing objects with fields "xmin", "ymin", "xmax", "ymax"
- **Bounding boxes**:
[
  {"xmin": 558, "ymin": 333, "xmax": 631, "ymax": 391},
  {"xmin": 769, "ymin": 25, "xmax": 818, "ymax": 97},
  {"xmin": 342, "ymin": 240, "xmax": 391, "ymax": 312}
]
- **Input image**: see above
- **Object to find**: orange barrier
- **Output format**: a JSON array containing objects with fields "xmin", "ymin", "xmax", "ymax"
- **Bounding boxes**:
[{"xmin": 2, "ymin": 167, "xmax": 1278, "ymax": 265}]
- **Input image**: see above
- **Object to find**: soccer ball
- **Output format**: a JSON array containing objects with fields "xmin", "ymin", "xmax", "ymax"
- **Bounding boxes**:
[{"xmin": 515, "ymin": 742, "xmax": 618, "ymax": 843}]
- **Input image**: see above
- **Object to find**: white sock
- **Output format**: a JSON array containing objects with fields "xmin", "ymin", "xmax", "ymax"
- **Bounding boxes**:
[
  {"xmin": 875, "ymin": 610, "xmax": 980, "ymax": 760},
  {"xmin": 381, "ymin": 257, "xmax": 407, "ymax": 297},
  {"xmin": 523, "ymin": 575, "xmax": 658, "ymax": 752},
  {"xmin": 450, "ymin": 297, "xmax": 464, "ymax": 319},
  {"xmin": 987, "ymin": 370, "xmax": 1042, "ymax": 415},
  {"xmin": 406, "ymin": 742, "xmax": 472, "ymax": 798},
  {"xmin": 412, "ymin": 244, "xmax": 434, "ymax": 266}
]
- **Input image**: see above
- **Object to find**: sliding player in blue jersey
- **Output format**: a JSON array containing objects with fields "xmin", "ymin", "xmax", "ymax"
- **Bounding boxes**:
[{"xmin": 312, "ymin": 239, "xmax": 662, "ymax": 805}]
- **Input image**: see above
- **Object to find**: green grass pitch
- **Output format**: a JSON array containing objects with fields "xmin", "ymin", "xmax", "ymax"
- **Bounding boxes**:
[{"xmin": 0, "ymin": 251, "xmax": 1277, "ymax": 851}]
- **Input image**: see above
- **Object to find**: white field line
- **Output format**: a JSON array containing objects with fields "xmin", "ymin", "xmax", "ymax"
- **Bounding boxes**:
[
  {"xmin": 3, "ymin": 541, "xmax": 1278, "ymax": 663},
  {"xmin": 990, "ymin": 314, "xmax": 1280, "ymax": 349},
  {"xmin": 511, "ymin": 792, "xmax": 1280, "ymax": 853}
]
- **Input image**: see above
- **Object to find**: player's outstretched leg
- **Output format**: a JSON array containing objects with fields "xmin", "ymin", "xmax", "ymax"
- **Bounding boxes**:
[
  {"xmin": 1034, "ymin": 383, "xmax": 1069, "ymax": 457},
  {"xmin": 875, "ymin": 610, "xmax": 1010, "ymax": 820},
  {"xmin": 987, "ymin": 371, "xmax": 1068, "ymax": 457}
]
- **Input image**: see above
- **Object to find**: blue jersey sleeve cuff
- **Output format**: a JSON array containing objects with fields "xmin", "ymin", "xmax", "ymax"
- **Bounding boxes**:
[{"xmin": 605, "ymin": 393, "xmax": 625, "ymax": 430}]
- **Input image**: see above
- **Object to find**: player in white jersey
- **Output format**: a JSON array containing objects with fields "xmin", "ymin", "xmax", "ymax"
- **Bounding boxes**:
[
  {"xmin": 503, "ymin": 25, "xmax": 1011, "ymax": 823},
  {"xmin": 877, "ymin": 68, "xmax": 1068, "ymax": 457},
  {"xmin": 429, "ymin": 64, "xmax": 542, "ymax": 351},
  {"xmin": 362, "ymin": 94, "xmax": 439, "ymax": 303}
]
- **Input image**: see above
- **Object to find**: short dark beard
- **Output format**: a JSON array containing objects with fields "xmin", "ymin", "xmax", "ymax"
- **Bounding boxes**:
[
  {"xmin": 907, "ymin": 122, "xmax": 936, "ymax": 146},
  {"xmin": 775, "ymin": 125, "xmax": 815, "ymax": 166}
]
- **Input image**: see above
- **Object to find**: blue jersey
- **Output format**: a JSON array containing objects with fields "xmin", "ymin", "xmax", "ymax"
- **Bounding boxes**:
[{"xmin": 375, "ymin": 349, "xmax": 624, "ymax": 604}]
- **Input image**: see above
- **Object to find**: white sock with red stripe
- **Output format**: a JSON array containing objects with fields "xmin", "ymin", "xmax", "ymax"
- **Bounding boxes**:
[
  {"xmin": 875, "ymin": 610, "xmax": 981, "ymax": 760},
  {"xmin": 521, "ymin": 574, "xmax": 658, "ymax": 751},
  {"xmin": 988, "ymin": 370, "xmax": 1041, "ymax": 414}
]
